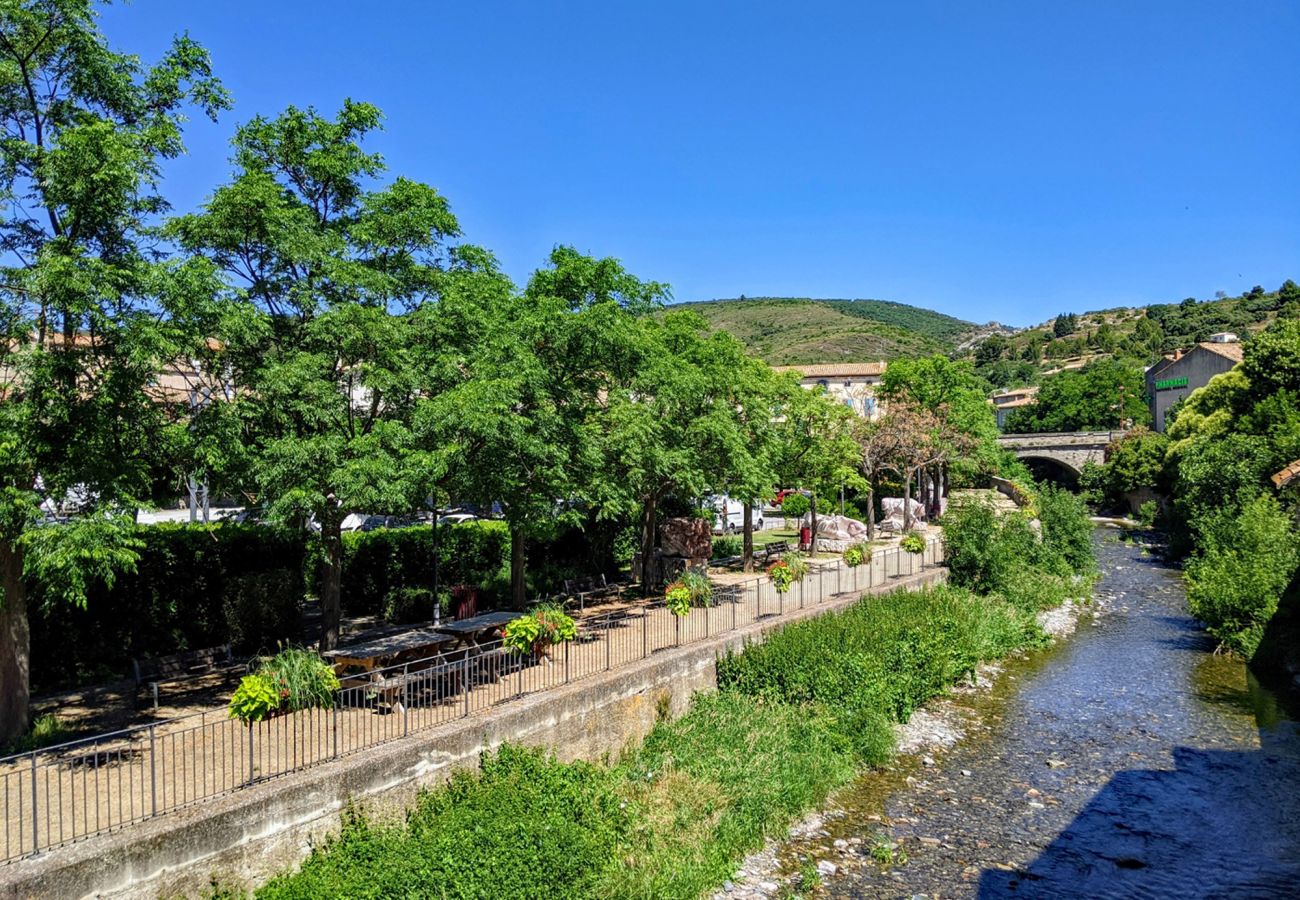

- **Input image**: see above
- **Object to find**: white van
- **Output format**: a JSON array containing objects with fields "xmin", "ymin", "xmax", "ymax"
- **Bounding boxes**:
[{"xmin": 704, "ymin": 494, "xmax": 764, "ymax": 534}]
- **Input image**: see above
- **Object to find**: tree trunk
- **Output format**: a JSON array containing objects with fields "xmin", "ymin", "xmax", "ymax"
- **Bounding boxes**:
[
  {"xmin": 640, "ymin": 495, "xmax": 658, "ymax": 589},
  {"xmin": 319, "ymin": 509, "xmax": 343, "ymax": 652},
  {"xmin": 808, "ymin": 494, "xmax": 818, "ymax": 557},
  {"xmin": 0, "ymin": 538, "xmax": 29, "ymax": 745},
  {"xmin": 866, "ymin": 483, "xmax": 876, "ymax": 540},
  {"xmin": 510, "ymin": 526, "xmax": 527, "ymax": 609},
  {"xmin": 742, "ymin": 502, "xmax": 754, "ymax": 573},
  {"xmin": 902, "ymin": 471, "xmax": 914, "ymax": 532},
  {"xmin": 430, "ymin": 517, "xmax": 441, "ymax": 624}
]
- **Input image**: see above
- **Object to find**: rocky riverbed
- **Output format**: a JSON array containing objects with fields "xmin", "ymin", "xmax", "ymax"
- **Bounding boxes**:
[{"xmin": 717, "ymin": 529, "xmax": 1300, "ymax": 899}]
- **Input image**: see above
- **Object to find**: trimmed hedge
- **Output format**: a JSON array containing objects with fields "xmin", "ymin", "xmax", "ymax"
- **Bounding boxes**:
[
  {"xmin": 29, "ymin": 524, "xmax": 305, "ymax": 690},
  {"xmin": 339, "ymin": 522, "xmax": 511, "ymax": 617}
]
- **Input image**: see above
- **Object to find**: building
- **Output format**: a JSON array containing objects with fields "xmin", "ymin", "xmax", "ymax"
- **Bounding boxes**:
[
  {"xmin": 1144, "ymin": 333, "xmax": 1244, "ymax": 432},
  {"xmin": 990, "ymin": 385, "xmax": 1039, "ymax": 431},
  {"xmin": 771, "ymin": 362, "xmax": 886, "ymax": 419}
]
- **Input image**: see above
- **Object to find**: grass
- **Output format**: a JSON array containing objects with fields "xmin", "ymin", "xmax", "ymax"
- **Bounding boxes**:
[
  {"xmin": 2, "ymin": 713, "xmax": 74, "ymax": 756},
  {"xmin": 249, "ymin": 581, "xmax": 1046, "ymax": 900}
]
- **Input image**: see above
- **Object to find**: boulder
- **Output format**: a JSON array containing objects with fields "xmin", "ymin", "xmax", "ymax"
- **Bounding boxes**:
[{"xmin": 659, "ymin": 516, "xmax": 712, "ymax": 559}]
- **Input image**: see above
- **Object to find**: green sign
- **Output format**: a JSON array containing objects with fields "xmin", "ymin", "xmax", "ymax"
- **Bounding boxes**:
[{"xmin": 1155, "ymin": 376, "xmax": 1188, "ymax": 391}]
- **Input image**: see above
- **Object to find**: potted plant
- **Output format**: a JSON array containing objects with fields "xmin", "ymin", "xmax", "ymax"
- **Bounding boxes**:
[
  {"xmin": 503, "ymin": 604, "xmax": 577, "ymax": 660},
  {"xmin": 843, "ymin": 542, "xmax": 871, "ymax": 568},
  {"xmin": 767, "ymin": 554, "xmax": 809, "ymax": 594},
  {"xmin": 665, "ymin": 581, "xmax": 692, "ymax": 617},
  {"xmin": 900, "ymin": 531, "xmax": 926, "ymax": 554},
  {"xmin": 228, "ymin": 647, "xmax": 340, "ymax": 724}
]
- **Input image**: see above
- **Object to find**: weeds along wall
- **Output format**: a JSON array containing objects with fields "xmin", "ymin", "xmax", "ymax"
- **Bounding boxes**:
[{"xmin": 28, "ymin": 524, "xmax": 306, "ymax": 691}]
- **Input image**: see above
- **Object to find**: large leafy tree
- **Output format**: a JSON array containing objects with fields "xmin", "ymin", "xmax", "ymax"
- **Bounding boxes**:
[
  {"xmin": 595, "ymin": 309, "xmax": 754, "ymax": 586},
  {"xmin": 0, "ymin": 0, "xmax": 227, "ymax": 741},
  {"xmin": 1004, "ymin": 358, "xmax": 1148, "ymax": 434},
  {"xmin": 171, "ymin": 101, "xmax": 463, "ymax": 649},
  {"xmin": 432, "ymin": 248, "xmax": 663, "ymax": 605}
]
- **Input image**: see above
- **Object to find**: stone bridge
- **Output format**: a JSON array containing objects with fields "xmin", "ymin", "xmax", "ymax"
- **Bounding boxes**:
[{"xmin": 997, "ymin": 431, "xmax": 1125, "ymax": 479}]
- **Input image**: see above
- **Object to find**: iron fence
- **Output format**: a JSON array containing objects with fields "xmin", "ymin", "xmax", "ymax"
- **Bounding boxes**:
[{"xmin": 0, "ymin": 538, "xmax": 943, "ymax": 863}]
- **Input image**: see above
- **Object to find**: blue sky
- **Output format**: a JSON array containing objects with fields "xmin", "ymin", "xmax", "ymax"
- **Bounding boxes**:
[{"xmin": 101, "ymin": 1, "xmax": 1299, "ymax": 326}]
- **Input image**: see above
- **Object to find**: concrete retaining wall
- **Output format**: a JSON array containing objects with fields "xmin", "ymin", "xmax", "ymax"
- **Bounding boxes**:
[{"xmin": 0, "ymin": 568, "xmax": 946, "ymax": 900}]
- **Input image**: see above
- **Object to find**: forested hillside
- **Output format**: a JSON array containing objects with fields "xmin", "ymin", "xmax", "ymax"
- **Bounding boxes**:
[{"xmin": 677, "ymin": 297, "xmax": 979, "ymax": 364}]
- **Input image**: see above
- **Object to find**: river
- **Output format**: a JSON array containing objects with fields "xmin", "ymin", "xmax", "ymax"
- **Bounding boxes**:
[{"xmin": 781, "ymin": 527, "xmax": 1300, "ymax": 899}]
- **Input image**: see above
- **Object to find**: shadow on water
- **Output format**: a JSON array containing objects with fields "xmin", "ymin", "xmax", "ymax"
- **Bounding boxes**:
[{"xmin": 978, "ymin": 686, "xmax": 1300, "ymax": 899}]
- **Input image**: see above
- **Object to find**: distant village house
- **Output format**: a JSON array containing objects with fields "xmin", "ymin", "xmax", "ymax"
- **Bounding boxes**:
[
  {"xmin": 1144, "ymin": 333, "xmax": 1243, "ymax": 432},
  {"xmin": 771, "ymin": 362, "xmax": 886, "ymax": 419}
]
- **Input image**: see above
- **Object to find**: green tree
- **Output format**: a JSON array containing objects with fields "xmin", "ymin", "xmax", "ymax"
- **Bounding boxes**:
[
  {"xmin": 770, "ymin": 381, "xmax": 863, "ymax": 554},
  {"xmin": 434, "ymin": 247, "xmax": 666, "ymax": 605},
  {"xmin": 1186, "ymin": 495, "xmax": 1299, "ymax": 657},
  {"xmin": 1052, "ymin": 312, "xmax": 1079, "ymax": 338},
  {"xmin": 171, "ymin": 102, "xmax": 461, "ymax": 649},
  {"xmin": 974, "ymin": 334, "xmax": 1007, "ymax": 366},
  {"xmin": 1004, "ymin": 359, "xmax": 1148, "ymax": 433},
  {"xmin": 594, "ymin": 310, "xmax": 755, "ymax": 585},
  {"xmin": 0, "ymin": 0, "xmax": 227, "ymax": 741},
  {"xmin": 1098, "ymin": 427, "xmax": 1170, "ymax": 504}
]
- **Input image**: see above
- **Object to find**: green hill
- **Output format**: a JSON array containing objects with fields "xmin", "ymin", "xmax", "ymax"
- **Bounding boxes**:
[{"xmin": 675, "ymin": 297, "xmax": 976, "ymax": 365}]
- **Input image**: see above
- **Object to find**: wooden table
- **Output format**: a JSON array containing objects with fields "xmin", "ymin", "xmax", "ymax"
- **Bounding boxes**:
[
  {"xmin": 323, "ymin": 627, "xmax": 459, "ymax": 674},
  {"xmin": 434, "ymin": 610, "xmax": 524, "ymax": 648}
]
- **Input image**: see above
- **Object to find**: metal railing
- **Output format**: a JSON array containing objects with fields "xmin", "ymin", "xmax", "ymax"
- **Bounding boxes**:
[{"xmin": 0, "ymin": 538, "xmax": 943, "ymax": 864}]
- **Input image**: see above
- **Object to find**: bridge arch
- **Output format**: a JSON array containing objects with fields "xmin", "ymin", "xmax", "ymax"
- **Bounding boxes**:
[{"xmin": 996, "ymin": 431, "xmax": 1123, "ymax": 489}]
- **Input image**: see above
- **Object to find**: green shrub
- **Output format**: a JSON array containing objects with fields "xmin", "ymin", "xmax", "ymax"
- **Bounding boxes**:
[
  {"xmin": 710, "ymin": 535, "xmax": 742, "ymax": 559},
  {"xmin": 1035, "ymin": 485, "xmax": 1096, "ymax": 575},
  {"xmin": 779, "ymin": 493, "xmax": 810, "ymax": 519},
  {"xmin": 719, "ymin": 585, "xmax": 1035, "ymax": 725},
  {"xmin": 766, "ymin": 555, "xmax": 807, "ymax": 593},
  {"xmin": 942, "ymin": 499, "xmax": 1037, "ymax": 595},
  {"xmin": 900, "ymin": 531, "xmax": 926, "ymax": 554},
  {"xmin": 28, "ymin": 523, "xmax": 305, "ymax": 690},
  {"xmin": 258, "ymin": 745, "xmax": 625, "ymax": 900},
  {"xmin": 2, "ymin": 713, "xmax": 73, "ymax": 755},
  {"xmin": 340, "ymin": 522, "xmax": 511, "ymax": 617},
  {"xmin": 1186, "ymin": 495, "xmax": 1300, "ymax": 657},
  {"xmin": 1137, "ymin": 500, "xmax": 1159, "ymax": 527}
]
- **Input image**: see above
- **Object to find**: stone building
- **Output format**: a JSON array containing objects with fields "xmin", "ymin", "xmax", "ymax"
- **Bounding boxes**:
[
  {"xmin": 771, "ymin": 362, "xmax": 886, "ymax": 419},
  {"xmin": 1144, "ymin": 333, "xmax": 1243, "ymax": 432},
  {"xmin": 990, "ymin": 385, "xmax": 1039, "ymax": 431}
]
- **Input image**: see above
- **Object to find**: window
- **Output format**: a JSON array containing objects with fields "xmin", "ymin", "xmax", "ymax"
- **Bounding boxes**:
[{"xmin": 863, "ymin": 397, "xmax": 877, "ymax": 415}]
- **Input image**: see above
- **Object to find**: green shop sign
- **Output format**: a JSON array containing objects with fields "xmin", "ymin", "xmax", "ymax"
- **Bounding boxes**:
[{"xmin": 1155, "ymin": 376, "xmax": 1188, "ymax": 391}]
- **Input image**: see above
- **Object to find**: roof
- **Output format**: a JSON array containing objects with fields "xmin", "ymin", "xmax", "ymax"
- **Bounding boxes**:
[
  {"xmin": 1273, "ymin": 459, "xmax": 1300, "ymax": 490},
  {"xmin": 771, "ymin": 362, "xmax": 886, "ymax": 378},
  {"xmin": 1195, "ymin": 341, "xmax": 1244, "ymax": 363},
  {"xmin": 995, "ymin": 396, "xmax": 1037, "ymax": 410}
]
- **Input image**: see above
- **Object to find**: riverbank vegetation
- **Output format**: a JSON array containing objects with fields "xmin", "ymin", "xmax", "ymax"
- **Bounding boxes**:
[
  {"xmin": 247, "ymin": 486, "xmax": 1096, "ymax": 900},
  {"xmin": 1083, "ymin": 317, "xmax": 1300, "ymax": 659}
]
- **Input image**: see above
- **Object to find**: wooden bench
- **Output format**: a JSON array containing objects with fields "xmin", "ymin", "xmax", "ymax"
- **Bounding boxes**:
[
  {"xmin": 132, "ymin": 644, "xmax": 236, "ymax": 709},
  {"xmin": 760, "ymin": 541, "xmax": 791, "ymax": 565},
  {"xmin": 562, "ymin": 574, "xmax": 624, "ymax": 612}
]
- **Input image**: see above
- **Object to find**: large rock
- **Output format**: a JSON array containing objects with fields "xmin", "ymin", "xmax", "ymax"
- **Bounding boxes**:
[
  {"xmin": 806, "ymin": 514, "xmax": 869, "ymax": 541},
  {"xmin": 879, "ymin": 497, "xmax": 925, "ymax": 532},
  {"xmin": 659, "ymin": 516, "xmax": 712, "ymax": 559}
]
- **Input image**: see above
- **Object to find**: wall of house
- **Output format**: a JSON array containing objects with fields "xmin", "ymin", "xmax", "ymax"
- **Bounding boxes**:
[{"xmin": 1146, "ymin": 348, "xmax": 1239, "ymax": 432}]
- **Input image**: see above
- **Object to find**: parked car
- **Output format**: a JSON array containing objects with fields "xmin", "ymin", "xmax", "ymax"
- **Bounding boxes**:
[
  {"xmin": 703, "ymin": 494, "xmax": 764, "ymax": 534},
  {"xmin": 437, "ymin": 512, "xmax": 481, "ymax": 526}
]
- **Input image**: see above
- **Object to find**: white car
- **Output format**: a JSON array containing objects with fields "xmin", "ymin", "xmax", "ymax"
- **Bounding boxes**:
[{"xmin": 704, "ymin": 494, "xmax": 764, "ymax": 534}]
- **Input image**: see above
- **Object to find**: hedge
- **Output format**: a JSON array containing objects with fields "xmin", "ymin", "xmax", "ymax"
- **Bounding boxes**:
[{"xmin": 29, "ymin": 524, "xmax": 305, "ymax": 691}]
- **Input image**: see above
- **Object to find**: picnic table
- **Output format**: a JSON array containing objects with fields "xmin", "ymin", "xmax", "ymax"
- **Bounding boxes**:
[
  {"xmin": 434, "ymin": 610, "xmax": 524, "ymax": 649},
  {"xmin": 323, "ymin": 627, "xmax": 459, "ymax": 674}
]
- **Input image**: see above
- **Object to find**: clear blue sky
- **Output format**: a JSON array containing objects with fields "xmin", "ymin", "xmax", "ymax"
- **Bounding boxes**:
[{"xmin": 101, "ymin": 0, "xmax": 1299, "ymax": 326}]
